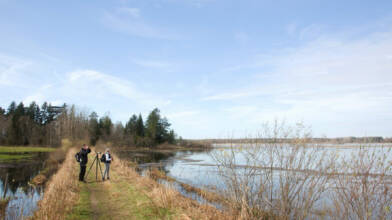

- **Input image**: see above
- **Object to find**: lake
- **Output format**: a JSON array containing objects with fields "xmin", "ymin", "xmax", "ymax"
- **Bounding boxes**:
[
  {"xmin": 117, "ymin": 143, "xmax": 392, "ymax": 217},
  {"xmin": 0, "ymin": 152, "xmax": 50, "ymax": 220}
]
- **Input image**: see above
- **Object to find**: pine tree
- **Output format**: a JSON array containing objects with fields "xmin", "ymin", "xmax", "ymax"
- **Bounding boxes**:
[
  {"xmin": 99, "ymin": 115, "xmax": 112, "ymax": 141},
  {"xmin": 125, "ymin": 114, "xmax": 137, "ymax": 135},
  {"xmin": 89, "ymin": 112, "xmax": 100, "ymax": 145},
  {"xmin": 7, "ymin": 101, "xmax": 16, "ymax": 115},
  {"xmin": 145, "ymin": 108, "xmax": 171, "ymax": 145},
  {"xmin": 136, "ymin": 114, "xmax": 144, "ymax": 137}
]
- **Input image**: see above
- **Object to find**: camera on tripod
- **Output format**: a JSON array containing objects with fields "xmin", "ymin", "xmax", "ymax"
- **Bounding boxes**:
[{"xmin": 86, "ymin": 151, "xmax": 104, "ymax": 181}]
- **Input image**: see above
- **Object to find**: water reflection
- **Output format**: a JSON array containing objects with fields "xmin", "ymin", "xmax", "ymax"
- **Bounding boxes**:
[
  {"xmin": 117, "ymin": 144, "xmax": 392, "ymax": 214},
  {"xmin": 0, "ymin": 152, "xmax": 49, "ymax": 220}
]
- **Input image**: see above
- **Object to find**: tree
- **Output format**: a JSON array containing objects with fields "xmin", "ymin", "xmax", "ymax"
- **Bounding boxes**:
[
  {"xmin": 89, "ymin": 112, "xmax": 100, "ymax": 145},
  {"xmin": 7, "ymin": 102, "xmax": 26, "ymax": 145},
  {"xmin": 136, "ymin": 114, "xmax": 144, "ymax": 137},
  {"xmin": 167, "ymin": 129, "xmax": 176, "ymax": 144},
  {"xmin": 145, "ymin": 108, "xmax": 172, "ymax": 145},
  {"xmin": 7, "ymin": 101, "xmax": 16, "ymax": 116},
  {"xmin": 125, "ymin": 114, "xmax": 137, "ymax": 136},
  {"xmin": 41, "ymin": 102, "xmax": 49, "ymax": 125},
  {"xmin": 99, "ymin": 115, "xmax": 112, "ymax": 141}
]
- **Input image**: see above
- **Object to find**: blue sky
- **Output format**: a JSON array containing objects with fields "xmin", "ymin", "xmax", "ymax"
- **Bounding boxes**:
[{"xmin": 1, "ymin": 0, "xmax": 392, "ymax": 138}]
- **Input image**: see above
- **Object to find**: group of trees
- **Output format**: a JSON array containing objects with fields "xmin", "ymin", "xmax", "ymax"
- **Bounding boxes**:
[
  {"xmin": 88, "ymin": 108, "xmax": 176, "ymax": 147},
  {"xmin": 0, "ymin": 101, "xmax": 66, "ymax": 145},
  {"xmin": 0, "ymin": 101, "xmax": 177, "ymax": 147}
]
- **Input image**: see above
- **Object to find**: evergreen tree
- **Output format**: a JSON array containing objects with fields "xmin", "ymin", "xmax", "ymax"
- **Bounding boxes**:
[
  {"xmin": 0, "ymin": 107, "xmax": 5, "ymax": 116},
  {"xmin": 41, "ymin": 102, "xmax": 49, "ymax": 125},
  {"xmin": 27, "ymin": 101, "xmax": 40, "ymax": 123},
  {"xmin": 99, "ymin": 115, "xmax": 112, "ymax": 140},
  {"xmin": 145, "ymin": 108, "xmax": 171, "ymax": 145},
  {"xmin": 7, "ymin": 101, "xmax": 16, "ymax": 115},
  {"xmin": 89, "ymin": 112, "xmax": 100, "ymax": 145},
  {"xmin": 125, "ymin": 114, "xmax": 137, "ymax": 135},
  {"xmin": 136, "ymin": 114, "xmax": 144, "ymax": 137}
]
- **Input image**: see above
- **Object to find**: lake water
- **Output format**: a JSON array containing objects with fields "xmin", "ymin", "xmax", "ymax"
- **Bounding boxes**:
[
  {"xmin": 117, "ymin": 143, "xmax": 392, "ymax": 215},
  {"xmin": 0, "ymin": 152, "xmax": 50, "ymax": 220}
]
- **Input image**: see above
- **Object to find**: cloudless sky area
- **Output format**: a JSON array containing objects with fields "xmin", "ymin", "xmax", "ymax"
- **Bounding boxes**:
[{"xmin": 1, "ymin": 0, "xmax": 392, "ymax": 138}]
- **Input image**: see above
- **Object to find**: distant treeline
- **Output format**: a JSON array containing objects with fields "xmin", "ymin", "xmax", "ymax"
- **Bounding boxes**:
[
  {"xmin": 201, "ymin": 136, "xmax": 391, "ymax": 144},
  {"xmin": 0, "ymin": 101, "xmax": 177, "ymax": 147}
]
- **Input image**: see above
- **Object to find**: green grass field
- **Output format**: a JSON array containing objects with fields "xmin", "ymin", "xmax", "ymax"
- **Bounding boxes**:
[
  {"xmin": 0, "ymin": 146, "xmax": 56, "ymax": 162},
  {"xmin": 0, "ymin": 146, "xmax": 56, "ymax": 153}
]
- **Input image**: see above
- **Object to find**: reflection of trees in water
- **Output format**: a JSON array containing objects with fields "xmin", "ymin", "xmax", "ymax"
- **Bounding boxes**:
[{"xmin": 0, "ymin": 153, "xmax": 49, "ymax": 195}]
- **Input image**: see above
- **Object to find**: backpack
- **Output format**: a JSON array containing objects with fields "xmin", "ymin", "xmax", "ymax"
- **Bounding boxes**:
[
  {"xmin": 75, "ymin": 152, "xmax": 81, "ymax": 162},
  {"xmin": 100, "ymin": 155, "xmax": 105, "ymax": 163}
]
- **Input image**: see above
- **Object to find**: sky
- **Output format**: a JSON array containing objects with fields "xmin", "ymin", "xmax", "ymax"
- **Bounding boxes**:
[{"xmin": 0, "ymin": 0, "xmax": 392, "ymax": 139}]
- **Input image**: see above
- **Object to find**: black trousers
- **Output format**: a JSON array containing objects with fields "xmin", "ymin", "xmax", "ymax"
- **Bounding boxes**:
[{"xmin": 79, "ymin": 164, "xmax": 86, "ymax": 181}]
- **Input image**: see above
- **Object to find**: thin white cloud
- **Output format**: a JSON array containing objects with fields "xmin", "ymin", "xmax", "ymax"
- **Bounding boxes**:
[
  {"xmin": 102, "ymin": 8, "xmax": 179, "ymax": 39},
  {"xmin": 202, "ymin": 28, "xmax": 392, "ymax": 136},
  {"xmin": 167, "ymin": 110, "xmax": 199, "ymax": 119},
  {"xmin": 131, "ymin": 59, "xmax": 175, "ymax": 69},
  {"xmin": 117, "ymin": 7, "xmax": 140, "ymax": 18},
  {"xmin": 0, "ymin": 54, "xmax": 32, "ymax": 86},
  {"xmin": 65, "ymin": 69, "xmax": 169, "ymax": 106}
]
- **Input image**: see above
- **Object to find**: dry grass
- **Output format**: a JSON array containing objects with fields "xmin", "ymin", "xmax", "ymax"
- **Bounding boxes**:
[
  {"xmin": 149, "ymin": 168, "xmax": 227, "ymax": 206},
  {"xmin": 111, "ymin": 154, "xmax": 234, "ymax": 220},
  {"xmin": 32, "ymin": 147, "xmax": 79, "ymax": 220},
  {"xmin": 0, "ymin": 198, "xmax": 10, "ymax": 220}
]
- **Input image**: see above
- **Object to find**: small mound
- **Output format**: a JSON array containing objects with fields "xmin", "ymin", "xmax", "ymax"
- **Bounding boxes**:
[{"xmin": 31, "ymin": 174, "xmax": 47, "ymax": 185}]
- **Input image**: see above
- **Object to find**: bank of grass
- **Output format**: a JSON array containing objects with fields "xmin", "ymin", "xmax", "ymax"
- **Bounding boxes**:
[
  {"xmin": 0, "ymin": 146, "xmax": 56, "ymax": 153},
  {"xmin": 32, "ymin": 147, "xmax": 80, "ymax": 220},
  {"xmin": 0, "ymin": 146, "xmax": 56, "ymax": 163},
  {"xmin": 0, "ymin": 153, "xmax": 34, "ymax": 161}
]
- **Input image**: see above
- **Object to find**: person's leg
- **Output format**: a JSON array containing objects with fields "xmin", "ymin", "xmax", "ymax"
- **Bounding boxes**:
[
  {"xmin": 107, "ymin": 163, "xmax": 110, "ymax": 179},
  {"xmin": 103, "ymin": 163, "xmax": 107, "ymax": 180},
  {"xmin": 79, "ymin": 165, "xmax": 83, "ymax": 181},
  {"xmin": 80, "ymin": 165, "xmax": 86, "ymax": 181}
]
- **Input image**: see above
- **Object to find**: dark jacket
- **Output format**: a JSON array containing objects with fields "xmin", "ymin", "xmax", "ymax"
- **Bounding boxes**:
[
  {"xmin": 101, "ymin": 153, "xmax": 113, "ymax": 163},
  {"xmin": 79, "ymin": 148, "xmax": 91, "ymax": 165}
]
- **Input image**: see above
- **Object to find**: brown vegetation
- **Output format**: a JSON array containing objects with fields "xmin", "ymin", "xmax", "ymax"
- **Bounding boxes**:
[
  {"xmin": 109, "ymin": 152, "xmax": 233, "ymax": 219},
  {"xmin": 148, "ymin": 168, "xmax": 227, "ymax": 206},
  {"xmin": 32, "ymin": 147, "xmax": 80, "ymax": 220},
  {"xmin": 210, "ymin": 121, "xmax": 392, "ymax": 219}
]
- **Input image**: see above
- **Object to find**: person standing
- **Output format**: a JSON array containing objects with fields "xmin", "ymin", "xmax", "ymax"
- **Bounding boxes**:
[
  {"xmin": 79, "ymin": 144, "xmax": 91, "ymax": 182},
  {"xmin": 102, "ymin": 148, "xmax": 113, "ymax": 180}
]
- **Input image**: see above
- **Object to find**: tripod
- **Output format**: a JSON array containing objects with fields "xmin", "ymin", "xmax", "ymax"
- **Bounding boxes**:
[{"xmin": 86, "ymin": 152, "xmax": 104, "ymax": 181}]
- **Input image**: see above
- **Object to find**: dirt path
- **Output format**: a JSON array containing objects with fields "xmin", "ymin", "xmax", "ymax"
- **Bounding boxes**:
[
  {"xmin": 74, "ymin": 153, "xmax": 170, "ymax": 220},
  {"xmin": 82, "ymin": 156, "xmax": 117, "ymax": 220}
]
